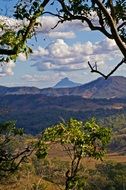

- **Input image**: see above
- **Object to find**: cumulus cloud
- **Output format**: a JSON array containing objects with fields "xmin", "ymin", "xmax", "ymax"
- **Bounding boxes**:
[
  {"xmin": 37, "ymin": 16, "xmax": 89, "ymax": 39},
  {"xmin": 0, "ymin": 15, "xmax": 19, "ymax": 27},
  {"xmin": 48, "ymin": 31, "xmax": 76, "ymax": 39},
  {"xmin": 22, "ymin": 72, "xmax": 67, "ymax": 83},
  {"xmin": 0, "ymin": 15, "xmax": 89, "ymax": 39},
  {"xmin": 18, "ymin": 53, "xmax": 27, "ymax": 61},
  {"xmin": 0, "ymin": 60, "xmax": 15, "ymax": 77},
  {"xmin": 0, "ymin": 15, "xmax": 27, "ymax": 33},
  {"xmin": 30, "ymin": 38, "xmax": 121, "ymax": 72},
  {"xmin": 0, "ymin": 15, "xmax": 122, "ymax": 78}
]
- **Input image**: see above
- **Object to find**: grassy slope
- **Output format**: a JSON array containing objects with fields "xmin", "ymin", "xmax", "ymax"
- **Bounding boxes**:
[{"xmin": 0, "ymin": 143, "xmax": 126, "ymax": 190}]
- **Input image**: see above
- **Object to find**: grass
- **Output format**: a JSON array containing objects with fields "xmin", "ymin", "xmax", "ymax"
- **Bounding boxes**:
[{"xmin": 0, "ymin": 143, "xmax": 126, "ymax": 190}]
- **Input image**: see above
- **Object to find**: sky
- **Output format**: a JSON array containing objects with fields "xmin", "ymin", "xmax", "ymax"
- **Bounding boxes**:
[{"xmin": 0, "ymin": 0, "xmax": 126, "ymax": 88}]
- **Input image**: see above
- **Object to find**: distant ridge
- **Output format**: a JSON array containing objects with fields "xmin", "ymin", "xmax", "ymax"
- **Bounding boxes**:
[
  {"xmin": 53, "ymin": 77, "xmax": 81, "ymax": 88},
  {"xmin": 40, "ymin": 76, "xmax": 126, "ymax": 98},
  {"xmin": 76, "ymin": 76, "xmax": 126, "ymax": 99},
  {"xmin": 0, "ymin": 86, "xmax": 40, "ymax": 95},
  {"xmin": 0, "ymin": 76, "xmax": 126, "ymax": 99}
]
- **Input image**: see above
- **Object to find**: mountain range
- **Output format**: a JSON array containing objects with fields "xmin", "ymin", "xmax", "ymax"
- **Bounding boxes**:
[
  {"xmin": 0, "ymin": 76, "xmax": 126, "ymax": 134},
  {"xmin": 0, "ymin": 76, "xmax": 126, "ymax": 99}
]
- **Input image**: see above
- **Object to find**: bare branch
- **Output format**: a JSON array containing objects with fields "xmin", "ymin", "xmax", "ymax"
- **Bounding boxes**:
[
  {"xmin": 57, "ymin": 0, "xmax": 113, "ymax": 39},
  {"xmin": 43, "ymin": 11, "xmax": 64, "ymax": 30},
  {"xmin": 88, "ymin": 58, "xmax": 126, "ymax": 79},
  {"xmin": 74, "ymin": 15, "xmax": 113, "ymax": 39},
  {"xmin": 0, "ymin": 48, "xmax": 16, "ymax": 55},
  {"xmin": 117, "ymin": 22, "xmax": 126, "ymax": 30},
  {"xmin": 63, "ymin": 144, "xmax": 73, "ymax": 160}
]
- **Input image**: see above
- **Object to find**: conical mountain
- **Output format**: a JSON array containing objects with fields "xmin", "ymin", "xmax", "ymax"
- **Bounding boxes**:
[{"xmin": 53, "ymin": 77, "xmax": 81, "ymax": 88}]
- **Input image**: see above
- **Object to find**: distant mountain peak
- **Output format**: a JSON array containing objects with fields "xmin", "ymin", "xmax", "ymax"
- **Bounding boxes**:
[
  {"xmin": 53, "ymin": 77, "xmax": 81, "ymax": 88},
  {"xmin": 62, "ymin": 77, "xmax": 69, "ymax": 80}
]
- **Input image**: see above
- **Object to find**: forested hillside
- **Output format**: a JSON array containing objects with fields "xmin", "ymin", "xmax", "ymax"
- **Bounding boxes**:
[{"xmin": 0, "ymin": 94, "xmax": 126, "ymax": 134}]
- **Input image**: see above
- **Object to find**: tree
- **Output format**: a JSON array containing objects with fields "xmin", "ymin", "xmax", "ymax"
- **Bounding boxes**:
[
  {"xmin": 37, "ymin": 118, "xmax": 111, "ymax": 190},
  {"xmin": 0, "ymin": 121, "xmax": 34, "ymax": 178},
  {"xmin": 0, "ymin": 0, "xmax": 50, "ymax": 62},
  {"xmin": 52, "ymin": 0, "xmax": 126, "ymax": 79}
]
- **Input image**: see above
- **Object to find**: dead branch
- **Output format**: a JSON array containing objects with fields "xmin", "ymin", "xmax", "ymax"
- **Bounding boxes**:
[{"xmin": 88, "ymin": 58, "xmax": 126, "ymax": 79}]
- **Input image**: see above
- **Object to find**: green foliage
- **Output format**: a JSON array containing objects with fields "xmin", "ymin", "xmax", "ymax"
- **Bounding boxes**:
[
  {"xmin": 100, "ymin": 113, "xmax": 126, "ymax": 151},
  {"xmin": 37, "ymin": 118, "xmax": 111, "ymax": 190},
  {"xmin": 63, "ymin": 162, "xmax": 126, "ymax": 190},
  {"xmin": 14, "ymin": 0, "xmax": 42, "ymax": 20},
  {"xmin": 35, "ymin": 140, "xmax": 48, "ymax": 159},
  {"xmin": 0, "ymin": 121, "xmax": 33, "ymax": 178},
  {"xmin": 40, "ymin": 118, "xmax": 111, "ymax": 160},
  {"xmin": 31, "ymin": 155, "xmax": 126, "ymax": 190},
  {"xmin": 0, "ymin": 0, "xmax": 48, "ymax": 62},
  {"xmin": 115, "ymin": 0, "xmax": 126, "ymax": 22},
  {"xmin": 95, "ymin": 162, "xmax": 126, "ymax": 190},
  {"xmin": 31, "ymin": 182, "xmax": 47, "ymax": 190},
  {"xmin": 0, "ymin": 120, "xmax": 23, "ymax": 136}
]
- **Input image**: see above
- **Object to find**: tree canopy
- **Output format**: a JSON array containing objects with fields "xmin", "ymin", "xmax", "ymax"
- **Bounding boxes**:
[
  {"xmin": 37, "ymin": 118, "xmax": 111, "ymax": 189},
  {"xmin": 0, "ymin": 121, "xmax": 33, "ymax": 177}
]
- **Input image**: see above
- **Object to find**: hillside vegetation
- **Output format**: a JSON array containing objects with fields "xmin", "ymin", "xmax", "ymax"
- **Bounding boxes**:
[{"xmin": 0, "ymin": 118, "xmax": 126, "ymax": 190}]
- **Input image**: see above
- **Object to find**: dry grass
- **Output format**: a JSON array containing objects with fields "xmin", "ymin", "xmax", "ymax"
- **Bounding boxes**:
[
  {"xmin": 0, "ymin": 172, "xmax": 62, "ymax": 190},
  {"xmin": 0, "ymin": 143, "xmax": 126, "ymax": 190}
]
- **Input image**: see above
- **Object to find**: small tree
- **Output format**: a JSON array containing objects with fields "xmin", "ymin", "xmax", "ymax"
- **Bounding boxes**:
[
  {"xmin": 0, "ymin": 121, "xmax": 34, "ymax": 178},
  {"xmin": 37, "ymin": 118, "xmax": 111, "ymax": 190}
]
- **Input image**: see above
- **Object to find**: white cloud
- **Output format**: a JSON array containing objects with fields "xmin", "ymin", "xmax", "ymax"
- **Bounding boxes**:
[
  {"xmin": 22, "ymin": 72, "xmax": 67, "ymax": 83},
  {"xmin": 0, "ymin": 60, "xmax": 15, "ymax": 77},
  {"xmin": 18, "ymin": 53, "xmax": 27, "ymax": 61},
  {"xmin": 33, "ymin": 46, "xmax": 49, "ymax": 57},
  {"xmin": 30, "ymin": 38, "xmax": 121, "ymax": 73},
  {"xmin": 0, "ymin": 15, "xmax": 88, "ymax": 39},
  {"xmin": 0, "ymin": 15, "xmax": 123, "ymax": 79},
  {"xmin": 0, "ymin": 14, "xmax": 102, "ymax": 42},
  {"xmin": 36, "ymin": 16, "xmax": 89, "ymax": 39},
  {"xmin": 48, "ymin": 39, "xmax": 70, "ymax": 58},
  {"xmin": 94, "ymin": 38, "xmax": 118, "ymax": 53},
  {"xmin": 48, "ymin": 31, "xmax": 76, "ymax": 39},
  {"xmin": 0, "ymin": 15, "xmax": 27, "ymax": 32}
]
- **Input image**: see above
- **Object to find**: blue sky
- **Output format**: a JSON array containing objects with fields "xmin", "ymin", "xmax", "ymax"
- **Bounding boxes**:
[{"xmin": 0, "ymin": 0, "xmax": 125, "ymax": 88}]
